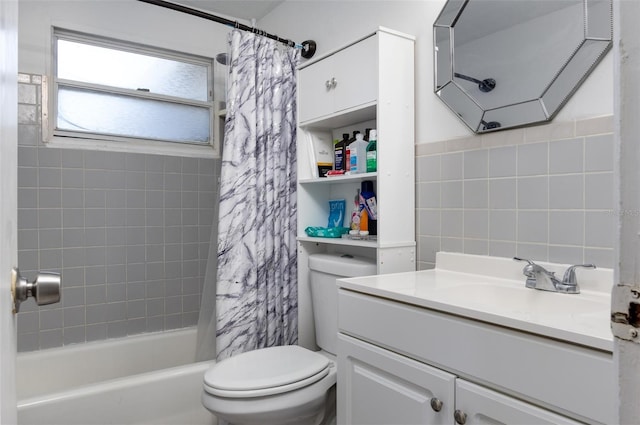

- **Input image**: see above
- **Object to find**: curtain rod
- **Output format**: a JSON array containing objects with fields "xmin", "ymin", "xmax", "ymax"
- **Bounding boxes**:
[{"xmin": 137, "ymin": 0, "xmax": 316, "ymax": 58}]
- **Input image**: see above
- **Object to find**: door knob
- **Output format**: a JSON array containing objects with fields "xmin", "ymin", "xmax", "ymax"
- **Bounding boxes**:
[
  {"xmin": 430, "ymin": 397, "xmax": 443, "ymax": 412},
  {"xmin": 454, "ymin": 409, "xmax": 467, "ymax": 424},
  {"xmin": 11, "ymin": 268, "xmax": 61, "ymax": 313}
]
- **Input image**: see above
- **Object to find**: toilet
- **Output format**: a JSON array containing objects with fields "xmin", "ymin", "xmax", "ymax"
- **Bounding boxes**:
[{"xmin": 201, "ymin": 253, "xmax": 377, "ymax": 425}]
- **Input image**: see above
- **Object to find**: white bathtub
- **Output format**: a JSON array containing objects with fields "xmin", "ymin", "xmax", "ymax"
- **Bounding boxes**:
[{"xmin": 17, "ymin": 328, "xmax": 217, "ymax": 425}]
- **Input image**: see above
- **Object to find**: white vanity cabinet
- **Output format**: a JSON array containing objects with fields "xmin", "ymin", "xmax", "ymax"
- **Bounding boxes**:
[
  {"xmin": 337, "ymin": 288, "xmax": 615, "ymax": 425},
  {"xmin": 339, "ymin": 334, "xmax": 582, "ymax": 425},
  {"xmin": 296, "ymin": 28, "xmax": 416, "ymax": 349}
]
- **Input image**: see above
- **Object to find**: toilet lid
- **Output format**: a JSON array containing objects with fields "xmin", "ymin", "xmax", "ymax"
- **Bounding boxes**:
[{"xmin": 203, "ymin": 345, "xmax": 330, "ymax": 398}]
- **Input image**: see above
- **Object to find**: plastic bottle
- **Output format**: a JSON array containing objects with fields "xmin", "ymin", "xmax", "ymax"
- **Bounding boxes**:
[
  {"xmin": 366, "ymin": 129, "xmax": 377, "ymax": 173},
  {"xmin": 345, "ymin": 131, "xmax": 359, "ymax": 172},
  {"xmin": 360, "ymin": 180, "xmax": 378, "ymax": 235},
  {"xmin": 349, "ymin": 189, "xmax": 361, "ymax": 234},
  {"xmin": 349, "ymin": 133, "xmax": 368, "ymax": 174},
  {"xmin": 334, "ymin": 133, "xmax": 349, "ymax": 171}
]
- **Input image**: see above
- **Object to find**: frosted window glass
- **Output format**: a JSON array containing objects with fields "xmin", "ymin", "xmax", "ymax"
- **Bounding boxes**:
[
  {"xmin": 57, "ymin": 86, "xmax": 210, "ymax": 143},
  {"xmin": 57, "ymin": 39, "xmax": 209, "ymax": 102}
]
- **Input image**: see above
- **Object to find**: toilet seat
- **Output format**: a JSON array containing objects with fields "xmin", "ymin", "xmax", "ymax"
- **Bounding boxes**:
[{"xmin": 203, "ymin": 345, "xmax": 331, "ymax": 398}]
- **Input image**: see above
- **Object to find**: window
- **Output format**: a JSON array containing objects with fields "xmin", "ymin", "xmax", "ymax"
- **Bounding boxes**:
[{"xmin": 50, "ymin": 28, "xmax": 214, "ymax": 148}]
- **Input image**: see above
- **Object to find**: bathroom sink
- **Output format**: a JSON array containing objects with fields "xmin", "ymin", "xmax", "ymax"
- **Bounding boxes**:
[{"xmin": 337, "ymin": 252, "xmax": 614, "ymax": 351}]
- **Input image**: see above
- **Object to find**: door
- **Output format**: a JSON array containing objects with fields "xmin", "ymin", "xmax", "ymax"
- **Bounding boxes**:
[
  {"xmin": 614, "ymin": 1, "xmax": 640, "ymax": 423},
  {"xmin": 0, "ymin": 0, "xmax": 19, "ymax": 423},
  {"xmin": 338, "ymin": 334, "xmax": 455, "ymax": 425}
]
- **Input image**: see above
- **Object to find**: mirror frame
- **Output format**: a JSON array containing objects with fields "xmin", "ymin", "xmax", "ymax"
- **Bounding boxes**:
[{"xmin": 433, "ymin": 0, "xmax": 613, "ymax": 133}]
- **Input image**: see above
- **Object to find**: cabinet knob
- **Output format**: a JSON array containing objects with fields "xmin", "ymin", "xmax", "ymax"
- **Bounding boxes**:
[
  {"xmin": 325, "ymin": 79, "xmax": 332, "ymax": 89},
  {"xmin": 429, "ymin": 397, "xmax": 443, "ymax": 412},
  {"xmin": 325, "ymin": 77, "xmax": 337, "ymax": 90},
  {"xmin": 454, "ymin": 409, "xmax": 467, "ymax": 424}
]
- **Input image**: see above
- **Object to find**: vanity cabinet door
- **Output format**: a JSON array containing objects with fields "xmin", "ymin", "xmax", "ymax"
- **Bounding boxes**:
[
  {"xmin": 338, "ymin": 334, "xmax": 455, "ymax": 425},
  {"xmin": 298, "ymin": 35, "xmax": 377, "ymax": 123},
  {"xmin": 454, "ymin": 380, "xmax": 583, "ymax": 425}
]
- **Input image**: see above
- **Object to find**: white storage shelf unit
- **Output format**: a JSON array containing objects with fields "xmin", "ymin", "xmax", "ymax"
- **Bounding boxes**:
[{"xmin": 296, "ymin": 28, "xmax": 416, "ymax": 349}]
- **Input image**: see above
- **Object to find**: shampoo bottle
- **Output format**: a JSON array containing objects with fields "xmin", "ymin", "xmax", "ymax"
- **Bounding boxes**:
[
  {"xmin": 366, "ymin": 129, "xmax": 377, "ymax": 172},
  {"xmin": 349, "ymin": 133, "xmax": 368, "ymax": 174}
]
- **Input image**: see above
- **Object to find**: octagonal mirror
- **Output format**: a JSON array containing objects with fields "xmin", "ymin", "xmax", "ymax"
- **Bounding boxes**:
[{"xmin": 434, "ymin": 0, "xmax": 612, "ymax": 133}]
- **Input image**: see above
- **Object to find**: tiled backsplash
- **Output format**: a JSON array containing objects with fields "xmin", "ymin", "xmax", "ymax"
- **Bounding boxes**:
[
  {"xmin": 17, "ymin": 74, "xmax": 220, "ymax": 351},
  {"xmin": 416, "ymin": 116, "xmax": 615, "ymax": 270}
]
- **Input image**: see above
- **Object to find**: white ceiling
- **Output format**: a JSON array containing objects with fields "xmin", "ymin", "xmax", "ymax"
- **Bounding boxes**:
[{"xmin": 172, "ymin": 0, "xmax": 285, "ymax": 21}]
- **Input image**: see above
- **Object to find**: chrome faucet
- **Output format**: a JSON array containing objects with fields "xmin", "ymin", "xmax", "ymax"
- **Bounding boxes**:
[{"xmin": 513, "ymin": 257, "xmax": 596, "ymax": 294}]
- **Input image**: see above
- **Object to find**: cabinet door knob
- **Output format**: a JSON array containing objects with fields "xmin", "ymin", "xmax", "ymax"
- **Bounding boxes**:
[
  {"xmin": 325, "ymin": 79, "xmax": 332, "ymax": 89},
  {"xmin": 430, "ymin": 397, "xmax": 443, "ymax": 412},
  {"xmin": 454, "ymin": 409, "xmax": 467, "ymax": 424},
  {"xmin": 330, "ymin": 77, "xmax": 337, "ymax": 88}
]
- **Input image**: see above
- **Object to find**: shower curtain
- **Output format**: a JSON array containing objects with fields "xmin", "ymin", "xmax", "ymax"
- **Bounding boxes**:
[{"xmin": 196, "ymin": 29, "xmax": 300, "ymax": 362}]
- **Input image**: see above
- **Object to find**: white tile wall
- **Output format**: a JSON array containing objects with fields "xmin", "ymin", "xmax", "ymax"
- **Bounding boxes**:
[{"xmin": 415, "ymin": 116, "xmax": 615, "ymax": 270}]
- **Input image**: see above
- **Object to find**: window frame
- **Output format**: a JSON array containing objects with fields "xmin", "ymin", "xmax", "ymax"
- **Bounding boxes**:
[{"xmin": 44, "ymin": 27, "xmax": 219, "ymax": 158}]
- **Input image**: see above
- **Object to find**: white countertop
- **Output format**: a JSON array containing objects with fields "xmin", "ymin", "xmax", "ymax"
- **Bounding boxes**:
[{"xmin": 337, "ymin": 252, "xmax": 614, "ymax": 352}]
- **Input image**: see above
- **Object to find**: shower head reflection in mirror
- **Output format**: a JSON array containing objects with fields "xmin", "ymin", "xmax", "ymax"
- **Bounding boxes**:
[{"xmin": 434, "ymin": 0, "xmax": 613, "ymax": 133}]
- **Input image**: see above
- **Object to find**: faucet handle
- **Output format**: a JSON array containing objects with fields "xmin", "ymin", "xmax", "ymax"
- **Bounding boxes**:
[
  {"xmin": 513, "ymin": 257, "xmax": 534, "ymax": 265},
  {"xmin": 562, "ymin": 263, "xmax": 596, "ymax": 285},
  {"xmin": 513, "ymin": 257, "xmax": 535, "ymax": 277},
  {"xmin": 513, "ymin": 257, "xmax": 551, "ymax": 281},
  {"xmin": 513, "ymin": 257, "xmax": 546, "ymax": 278}
]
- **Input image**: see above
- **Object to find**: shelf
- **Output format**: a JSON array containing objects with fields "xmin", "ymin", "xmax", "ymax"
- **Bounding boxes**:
[
  {"xmin": 299, "ymin": 103, "xmax": 376, "ymax": 130},
  {"xmin": 297, "ymin": 236, "xmax": 377, "ymax": 248},
  {"xmin": 299, "ymin": 172, "xmax": 377, "ymax": 185}
]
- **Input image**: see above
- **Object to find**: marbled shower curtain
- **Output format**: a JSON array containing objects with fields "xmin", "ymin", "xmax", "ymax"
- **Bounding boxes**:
[{"xmin": 213, "ymin": 30, "xmax": 300, "ymax": 361}]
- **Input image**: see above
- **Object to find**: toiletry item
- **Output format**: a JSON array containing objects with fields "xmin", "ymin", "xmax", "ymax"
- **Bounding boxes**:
[
  {"xmin": 349, "ymin": 189, "xmax": 361, "ymax": 231},
  {"xmin": 332, "ymin": 138, "xmax": 340, "ymax": 169},
  {"xmin": 334, "ymin": 133, "xmax": 349, "ymax": 171},
  {"xmin": 345, "ymin": 131, "xmax": 359, "ymax": 172},
  {"xmin": 359, "ymin": 180, "xmax": 378, "ymax": 220},
  {"xmin": 305, "ymin": 226, "xmax": 349, "ymax": 238},
  {"xmin": 306, "ymin": 131, "xmax": 334, "ymax": 178},
  {"xmin": 349, "ymin": 133, "xmax": 368, "ymax": 174},
  {"xmin": 317, "ymin": 163, "xmax": 332, "ymax": 177},
  {"xmin": 326, "ymin": 170, "xmax": 346, "ymax": 177},
  {"xmin": 327, "ymin": 199, "xmax": 346, "ymax": 228},
  {"xmin": 360, "ymin": 180, "xmax": 378, "ymax": 235},
  {"xmin": 345, "ymin": 145, "xmax": 351, "ymax": 172},
  {"xmin": 366, "ymin": 129, "xmax": 377, "ymax": 172},
  {"xmin": 360, "ymin": 208, "xmax": 368, "ymax": 232}
]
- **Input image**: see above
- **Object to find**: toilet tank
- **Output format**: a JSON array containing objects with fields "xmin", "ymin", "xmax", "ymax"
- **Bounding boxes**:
[{"xmin": 308, "ymin": 253, "xmax": 377, "ymax": 355}]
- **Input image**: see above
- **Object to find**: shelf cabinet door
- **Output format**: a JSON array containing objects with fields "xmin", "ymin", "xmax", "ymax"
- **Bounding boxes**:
[
  {"xmin": 298, "ymin": 35, "xmax": 378, "ymax": 123},
  {"xmin": 298, "ymin": 52, "xmax": 335, "ymax": 123},
  {"xmin": 454, "ymin": 380, "xmax": 583, "ymax": 425},
  {"xmin": 338, "ymin": 334, "xmax": 455, "ymax": 425},
  {"xmin": 330, "ymin": 35, "xmax": 377, "ymax": 115}
]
